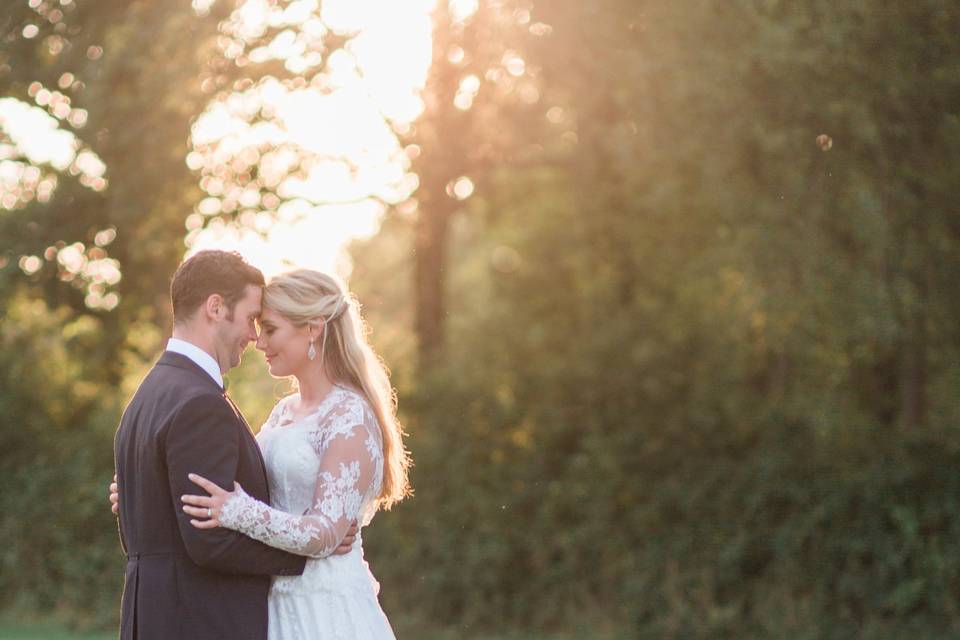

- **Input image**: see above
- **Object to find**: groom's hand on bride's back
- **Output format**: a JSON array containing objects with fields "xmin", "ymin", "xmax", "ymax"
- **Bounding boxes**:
[
  {"xmin": 334, "ymin": 521, "xmax": 359, "ymax": 555},
  {"xmin": 109, "ymin": 473, "xmax": 120, "ymax": 515}
]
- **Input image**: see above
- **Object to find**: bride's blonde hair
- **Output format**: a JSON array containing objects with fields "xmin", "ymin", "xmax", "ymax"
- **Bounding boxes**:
[{"xmin": 263, "ymin": 269, "xmax": 411, "ymax": 509}]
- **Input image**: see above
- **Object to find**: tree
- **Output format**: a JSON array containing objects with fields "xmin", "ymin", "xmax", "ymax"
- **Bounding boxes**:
[{"xmin": 401, "ymin": 0, "xmax": 544, "ymax": 364}]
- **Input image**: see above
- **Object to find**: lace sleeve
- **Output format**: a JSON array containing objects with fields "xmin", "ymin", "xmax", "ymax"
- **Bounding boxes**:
[{"xmin": 219, "ymin": 418, "xmax": 382, "ymax": 558}]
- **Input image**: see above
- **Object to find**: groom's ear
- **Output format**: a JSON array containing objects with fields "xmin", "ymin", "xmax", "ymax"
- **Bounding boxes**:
[{"xmin": 204, "ymin": 293, "xmax": 226, "ymax": 321}]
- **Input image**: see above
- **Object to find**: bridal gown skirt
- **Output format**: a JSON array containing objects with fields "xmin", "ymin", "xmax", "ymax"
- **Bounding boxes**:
[{"xmin": 268, "ymin": 546, "xmax": 395, "ymax": 640}]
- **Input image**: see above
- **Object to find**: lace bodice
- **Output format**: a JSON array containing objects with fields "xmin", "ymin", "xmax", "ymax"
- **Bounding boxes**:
[{"xmin": 219, "ymin": 385, "xmax": 384, "ymax": 558}]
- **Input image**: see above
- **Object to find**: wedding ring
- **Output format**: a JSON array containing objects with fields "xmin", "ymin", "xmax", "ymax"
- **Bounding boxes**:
[{"xmin": 207, "ymin": 508, "xmax": 213, "ymax": 518}]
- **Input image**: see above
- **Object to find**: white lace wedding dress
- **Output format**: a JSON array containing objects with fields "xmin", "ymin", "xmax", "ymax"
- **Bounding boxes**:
[{"xmin": 219, "ymin": 384, "xmax": 396, "ymax": 640}]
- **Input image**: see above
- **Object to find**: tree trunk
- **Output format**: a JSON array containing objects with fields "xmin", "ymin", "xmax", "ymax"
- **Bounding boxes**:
[{"xmin": 414, "ymin": 196, "xmax": 453, "ymax": 365}]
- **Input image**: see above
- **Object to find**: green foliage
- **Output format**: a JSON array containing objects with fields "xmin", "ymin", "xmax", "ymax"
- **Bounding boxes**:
[
  {"xmin": 360, "ymin": 1, "xmax": 960, "ymax": 636},
  {"xmin": 0, "ymin": 292, "xmax": 123, "ymax": 628}
]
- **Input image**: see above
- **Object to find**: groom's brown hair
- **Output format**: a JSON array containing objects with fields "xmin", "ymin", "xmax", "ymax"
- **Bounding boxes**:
[{"xmin": 170, "ymin": 250, "xmax": 265, "ymax": 324}]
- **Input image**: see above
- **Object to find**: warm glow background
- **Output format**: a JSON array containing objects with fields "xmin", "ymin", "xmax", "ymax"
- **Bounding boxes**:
[
  {"xmin": 0, "ymin": 0, "xmax": 436, "ymax": 279},
  {"xmin": 186, "ymin": 0, "xmax": 434, "ymax": 278},
  {"xmin": 4, "ymin": 2, "xmax": 957, "ymax": 638}
]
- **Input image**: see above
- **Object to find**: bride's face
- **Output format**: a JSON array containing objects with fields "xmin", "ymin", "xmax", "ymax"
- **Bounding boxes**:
[{"xmin": 256, "ymin": 307, "xmax": 314, "ymax": 378}]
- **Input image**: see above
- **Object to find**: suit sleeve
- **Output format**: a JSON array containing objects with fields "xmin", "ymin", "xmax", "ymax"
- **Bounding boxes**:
[{"xmin": 164, "ymin": 393, "xmax": 306, "ymax": 576}]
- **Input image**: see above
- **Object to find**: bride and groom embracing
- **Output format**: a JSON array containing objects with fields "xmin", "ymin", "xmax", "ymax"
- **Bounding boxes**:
[{"xmin": 110, "ymin": 249, "xmax": 410, "ymax": 640}]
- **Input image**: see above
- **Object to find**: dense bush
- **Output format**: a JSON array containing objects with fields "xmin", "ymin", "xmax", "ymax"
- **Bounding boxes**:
[{"xmin": 0, "ymin": 296, "xmax": 124, "ymax": 628}]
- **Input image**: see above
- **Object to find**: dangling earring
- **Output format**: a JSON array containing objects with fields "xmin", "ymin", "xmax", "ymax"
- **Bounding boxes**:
[{"xmin": 307, "ymin": 340, "xmax": 317, "ymax": 361}]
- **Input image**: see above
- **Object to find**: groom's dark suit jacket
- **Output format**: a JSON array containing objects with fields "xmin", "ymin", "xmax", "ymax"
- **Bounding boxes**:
[{"xmin": 114, "ymin": 351, "xmax": 306, "ymax": 640}]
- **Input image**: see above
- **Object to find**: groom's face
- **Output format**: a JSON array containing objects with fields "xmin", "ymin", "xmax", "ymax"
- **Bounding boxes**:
[{"xmin": 214, "ymin": 284, "xmax": 262, "ymax": 372}]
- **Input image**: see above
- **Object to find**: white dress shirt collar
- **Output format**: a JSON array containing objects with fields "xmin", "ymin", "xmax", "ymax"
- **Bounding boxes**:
[{"xmin": 166, "ymin": 337, "xmax": 224, "ymax": 389}]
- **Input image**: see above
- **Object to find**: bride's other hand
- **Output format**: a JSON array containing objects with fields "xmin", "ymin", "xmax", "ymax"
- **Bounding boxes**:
[
  {"xmin": 109, "ymin": 473, "xmax": 119, "ymax": 515},
  {"xmin": 181, "ymin": 472, "xmax": 238, "ymax": 529},
  {"xmin": 333, "ymin": 521, "xmax": 359, "ymax": 555}
]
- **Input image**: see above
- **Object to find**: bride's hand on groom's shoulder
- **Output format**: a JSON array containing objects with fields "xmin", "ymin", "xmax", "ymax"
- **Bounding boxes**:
[{"xmin": 181, "ymin": 473, "xmax": 238, "ymax": 529}]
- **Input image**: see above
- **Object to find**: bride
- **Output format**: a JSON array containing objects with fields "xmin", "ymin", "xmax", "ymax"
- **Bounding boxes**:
[{"xmin": 180, "ymin": 269, "xmax": 410, "ymax": 640}]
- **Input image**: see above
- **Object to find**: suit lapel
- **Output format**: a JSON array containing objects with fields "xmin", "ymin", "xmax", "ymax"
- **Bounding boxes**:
[
  {"xmin": 223, "ymin": 394, "xmax": 254, "ymax": 436},
  {"xmin": 224, "ymin": 393, "xmax": 272, "ymax": 503},
  {"xmin": 158, "ymin": 351, "xmax": 273, "ymax": 503},
  {"xmin": 157, "ymin": 351, "xmax": 270, "ymax": 503}
]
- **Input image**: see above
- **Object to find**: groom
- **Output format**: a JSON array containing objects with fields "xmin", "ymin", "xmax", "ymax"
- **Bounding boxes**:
[{"xmin": 113, "ymin": 250, "xmax": 352, "ymax": 640}]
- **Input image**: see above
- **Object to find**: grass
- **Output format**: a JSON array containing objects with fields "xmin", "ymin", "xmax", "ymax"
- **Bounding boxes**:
[
  {"xmin": 0, "ymin": 621, "xmax": 609, "ymax": 640},
  {"xmin": 0, "ymin": 623, "xmax": 112, "ymax": 640},
  {"xmin": 0, "ymin": 612, "xmax": 622, "ymax": 640}
]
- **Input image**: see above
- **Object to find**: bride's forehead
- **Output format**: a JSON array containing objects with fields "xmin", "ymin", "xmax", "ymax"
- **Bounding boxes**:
[{"xmin": 259, "ymin": 307, "xmax": 289, "ymax": 324}]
